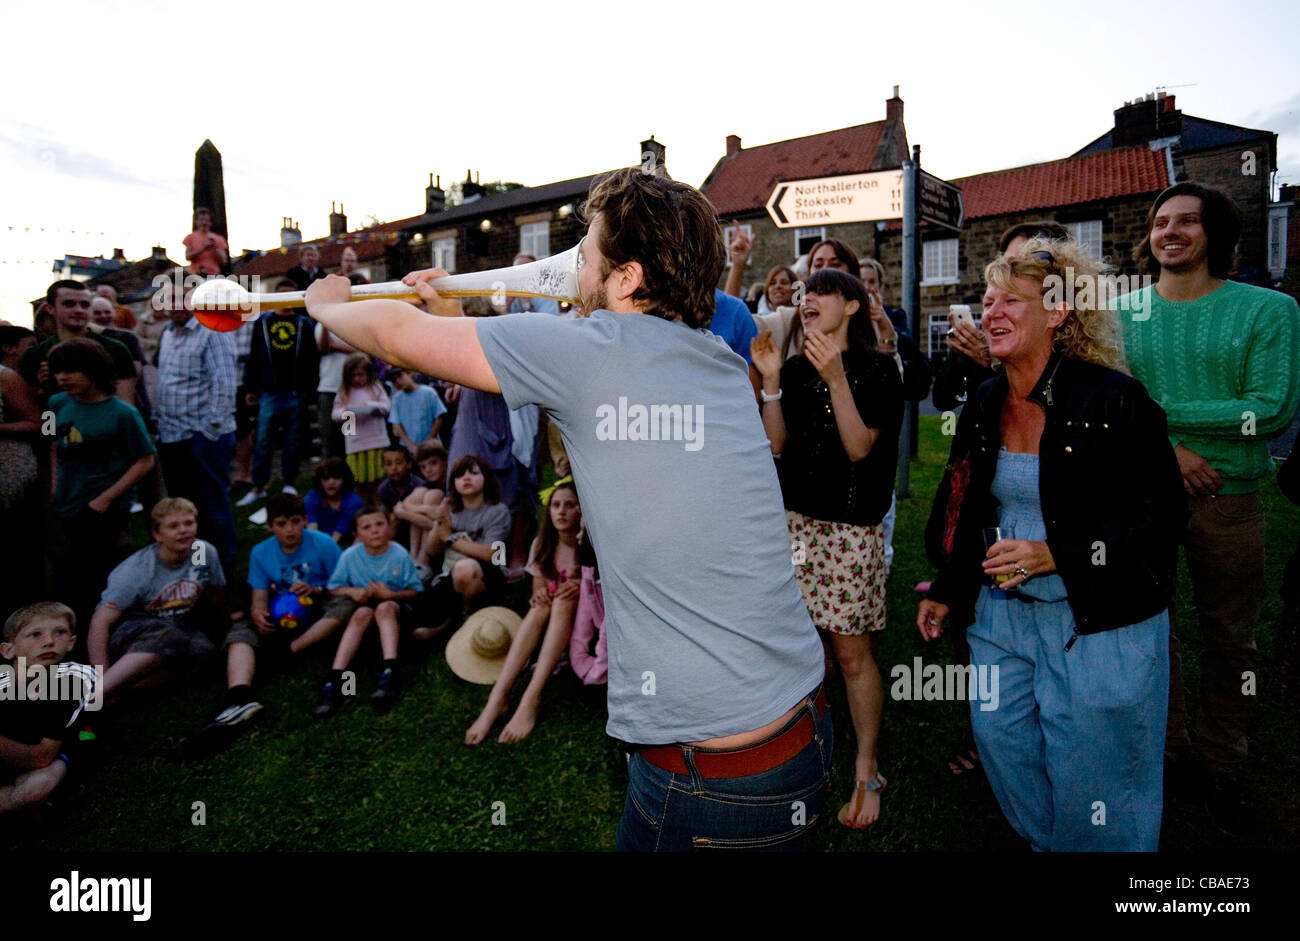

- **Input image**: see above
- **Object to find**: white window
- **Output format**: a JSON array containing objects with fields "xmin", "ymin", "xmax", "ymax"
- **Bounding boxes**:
[
  {"xmin": 1064, "ymin": 220, "xmax": 1103, "ymax": 261},
  {"xmin": 725, "ymin": 223, "xmax": 753, "ymax": 267},
  {"xmin": 432, "ymin": 237, "xmax": 456, "ymax": 273},
  {"xmin": 795, "ymin": 226, "xmax": 825, "ymax": 258},
  {"xmin": 519, "ymin": 221, "xmax": 549, "ymax": 259},
  {"xmin": 921, "ymin": 238, "xmax": 958, "ymax": 285},
  {"xmin": 1268, "ymin": 205, "xmax": 1288, "ymax": 280}
]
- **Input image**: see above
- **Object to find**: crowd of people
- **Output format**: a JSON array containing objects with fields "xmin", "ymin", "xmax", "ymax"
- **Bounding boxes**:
[{"xmin": 1, "ymin": 176, "xmax": 1297, "ymax": 854}]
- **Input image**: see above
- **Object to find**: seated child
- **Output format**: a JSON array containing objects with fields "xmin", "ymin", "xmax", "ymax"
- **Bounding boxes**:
[
  {"xmin": 305, "ymin": 457, "xmax": 364, "ymax": 546},
  {"xmin": 376, "ymin": 444, "xmax": 424, "ymax": 551},
  {"xmin": 465, "ymin": 479, "xmax": 582, "ymax": 746},
  {"xmin": 209, "ymin": 493, "xmax": 353, "ymax": 729},
  {"xmin": 87, "ymin": 498, "xmax": 225, "ymax": 699},
  {"xmin": 394, "ymin": 440, "xmax": 447, "ymax": 561},
  {"xmin": 568, "ymin": 530, "xmax": 607, "ymax": 686},
  {"xmin": 0, "ymin": 602, "xmax": 98, "ymax": 813},
  {"xmin": 313, "ymin": 506, "xmax": 423, "ymax": 718},
  {"xmin": 387, "ymin": 366, "xmax": 446, "ymax": 455},
  {"xmin": 416, "ymin": 455, "xmax": 511, "ymax": 638}
]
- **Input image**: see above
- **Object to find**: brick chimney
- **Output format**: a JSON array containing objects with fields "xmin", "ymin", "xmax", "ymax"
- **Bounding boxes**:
[
  {"xmin": 426, "ymin": 173, "xmax": 446, "ymax": 214},
  {"xmin": 280, "ymin": 217, "xmax": 301, "ymax": 249},
  {"xmin": 641, "ymin": 135, "xmax": 666, "ymax": 174},
  {"xmin": 111, "ymin": 248, "xmax": 126, "ymax": 262},
  {"xmin": 886, "ymin": 85, "xmax": 903, "ymax": 121},
  {"xmin": 462, "ymin": 170, "xmax": 485, "ymax": 202},
  {"xmin": 150, "ymin": 245, "xmax": 167, "ymax": 261},
  {"xmin": 726, "ymin": 134, "xmax": 742, "ymax": 156},
  {"xmin": 329, "ymin": 202, "xmax": 347, "ymax": 237},
  {"xmin": 1112, "ymin": 92, "xmax": 1181, "ymax": 149}
]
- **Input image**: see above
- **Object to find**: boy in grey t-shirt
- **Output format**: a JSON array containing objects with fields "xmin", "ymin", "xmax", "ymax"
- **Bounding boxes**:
[{"xmin": 307, "ymin": 169, "xmax": 829, "ymax": 852}]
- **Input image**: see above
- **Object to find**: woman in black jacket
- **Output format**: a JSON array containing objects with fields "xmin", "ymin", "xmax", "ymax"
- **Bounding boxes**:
[{"xmin": 916, "ymin": 241, "xmax": 1186, "ymax": 851}]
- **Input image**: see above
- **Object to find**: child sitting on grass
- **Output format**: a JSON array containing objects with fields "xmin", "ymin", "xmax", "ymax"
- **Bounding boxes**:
[
  {"xmin": 377, "ymin": 444, "xmax": 424, "ymax": 551},
  {"xmin": 209, "ymin": 493, "xmax": 353, "ymax": 731},
  {"xmin": 305, "ymin": 457, "xmax": 364, "ymax": 546},
  {"xmin": 394, "ymin": 440, "xmax": 447, "ymax": 561},
  {"xmin": 0, "ymin": 602, "xmax": 98, "ymax": 813},
  {"xmin": 313, "ymin": 506, "xmax": 423, "ymax": 718},
  {"xmin": 87, "ymin": 498, "xmax": 225, "ymax": 699},
  {"xmin": 415, "ymin": 455, "xmax": 511, "ymax": 639},
  {"xmin": 465, "ymin": 479, "xmax": 582, "ymax": 745}
]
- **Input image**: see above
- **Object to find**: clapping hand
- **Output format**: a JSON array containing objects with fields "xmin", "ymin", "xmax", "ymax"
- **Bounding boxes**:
[{"xmin": 803, "ymin": 330, "xmax": 846, "ymax": 388}]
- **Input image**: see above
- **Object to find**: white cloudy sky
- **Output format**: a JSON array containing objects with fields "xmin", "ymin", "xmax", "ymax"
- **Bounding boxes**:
[{"xmin": 1, "ymin": 0, "xmax": 1296, "ymax": 324}]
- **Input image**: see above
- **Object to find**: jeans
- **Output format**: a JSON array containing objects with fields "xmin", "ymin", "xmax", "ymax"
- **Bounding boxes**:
[
  {"xmin": 159, "ymin": 431, "xmax": 237, "ymax": 574},
  {"xmin": 968, "ymin": 587, "xmax": 1168, "ymax": 851},
  {"xmin": 615, "ymin": 692, "xmax": 833, "ymax": 852},
  {"xmin": 252, "ymin": 391, "xmax": 304, "ymax": 489},
  {"xmin": 1167, "ymin": 492, "xmax": 1265, "ymax": 775}
]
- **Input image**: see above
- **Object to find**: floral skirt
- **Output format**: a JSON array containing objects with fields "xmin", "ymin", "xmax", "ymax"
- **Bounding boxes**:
[{"xmin": 786, "ymin": 509, "xmax": 886, "ymax": 636}]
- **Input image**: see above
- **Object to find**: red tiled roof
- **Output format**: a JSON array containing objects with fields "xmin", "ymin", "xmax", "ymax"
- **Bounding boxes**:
[
  {"xmin": 234, "ymin": 215, "xmax": 418, "ymax": 277},
  {"xmin": 702, "ymin": 122, "xmax": 903, "ymax": 217},
  {"xmin": 952, "ymin": 145, "xmax": 1169, "ymax": 220}
]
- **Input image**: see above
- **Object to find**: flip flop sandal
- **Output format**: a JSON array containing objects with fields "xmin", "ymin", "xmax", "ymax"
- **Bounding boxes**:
[
  {"xmin": 947, "ymin": 747, "xmax": 981, "ymax": 776},
  {"xmin": 837, "ymin": 773, "xmax": 886, "ymax": 829}
]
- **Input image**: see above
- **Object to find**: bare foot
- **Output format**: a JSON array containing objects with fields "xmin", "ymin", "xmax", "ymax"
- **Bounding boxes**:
[
  {"xmin": 498, "ymin": 699, "xmax": 539, "ymax": 743},
  {"xmin": 464, "ymin": 699, "xmax": 507, "ymax": 746}
]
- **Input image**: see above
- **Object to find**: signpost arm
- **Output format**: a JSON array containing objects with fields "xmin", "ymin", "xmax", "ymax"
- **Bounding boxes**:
[{"xmin": 898, "ymin": 145, "xmax": 920, "ymax": 497}]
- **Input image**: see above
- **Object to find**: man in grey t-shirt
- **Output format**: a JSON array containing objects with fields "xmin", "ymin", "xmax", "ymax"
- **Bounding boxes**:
[{"xmin": 306, "ymin": 169, "xmax": 829, "ymax": 851}]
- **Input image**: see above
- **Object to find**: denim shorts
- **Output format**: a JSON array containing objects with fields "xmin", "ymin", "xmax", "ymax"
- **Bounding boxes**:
[{"xmin": 615, "ymin": 691, "xmax": 833, "ymax": 852}]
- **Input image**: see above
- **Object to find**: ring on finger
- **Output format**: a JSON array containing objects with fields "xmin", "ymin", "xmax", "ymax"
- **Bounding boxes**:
[{"xmin": 1014, "ymin": 566, "xmax": 1030, "ymax": 580}]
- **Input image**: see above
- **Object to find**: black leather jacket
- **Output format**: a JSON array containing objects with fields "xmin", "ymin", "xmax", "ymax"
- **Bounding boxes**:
[{"xmin": 926, "ymin": 352, "xmax": 1187, "ymax": 637}]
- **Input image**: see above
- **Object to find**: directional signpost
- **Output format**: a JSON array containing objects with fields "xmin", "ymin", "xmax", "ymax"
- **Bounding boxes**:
[
  {"xmin": 765, "ymin": 170, "xmax": 903, "ymax": 228},
  {"xmin": 918, "ymin": 169, "xmax": 964, "ymax": 232}
]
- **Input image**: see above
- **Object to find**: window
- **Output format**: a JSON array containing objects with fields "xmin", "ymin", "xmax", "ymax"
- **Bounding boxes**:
[
  {"xmin": 795, "ymin": 226, "xmax": 825, "ymax": 258},
  {"xmin": 1064, "ymin": 220, "xmax": 1103, "ymax": 261},
  {"xmin": 725, "ymin": 223, "xmax": 753, "ymax": 267},
  {"xmin": 432, "ymin": 237, "xmax": 455, "ymax": 273},
  {"xmin": 1268, "ymin": 205, "xmax": 1288, "ymax": 279},
  {"xmin": 519, "ymin": 221, "xmax": 549, "ymax": 259},
  {"xmin": 921, "ymin": 238, "xmax": 958, "ymax": 285}
]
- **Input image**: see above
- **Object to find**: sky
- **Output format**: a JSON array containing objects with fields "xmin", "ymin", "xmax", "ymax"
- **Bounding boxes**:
[{"xmin": 1, "ymin": 0, "xmax": 1296, "ymax": 325}]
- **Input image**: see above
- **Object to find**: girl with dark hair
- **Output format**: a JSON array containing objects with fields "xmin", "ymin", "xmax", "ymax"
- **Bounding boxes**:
[
  {"xmin": 414, "ymin": 455, "xmax": 511, "ymax": 639},
  {"xmin": 464, "ymin": 478, "xmax": 583, "ymax": 745},
  {"xmin": 305, "ymin": 456, "xmax": 363, "ymax": 545},
  {"xmin": 753, "ymin": 268, "xmax": 902, "ymax": 830}
]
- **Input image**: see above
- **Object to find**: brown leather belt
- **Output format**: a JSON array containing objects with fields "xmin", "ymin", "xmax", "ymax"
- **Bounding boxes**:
[{"xmin": 637, "ymin": 685, "xmax": 827, "ymax": 780}]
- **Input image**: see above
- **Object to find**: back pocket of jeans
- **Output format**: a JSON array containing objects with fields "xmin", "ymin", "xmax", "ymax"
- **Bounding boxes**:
[{"xmin": 692, "ymin": 817, "xmax": 819, "ymax": 851}]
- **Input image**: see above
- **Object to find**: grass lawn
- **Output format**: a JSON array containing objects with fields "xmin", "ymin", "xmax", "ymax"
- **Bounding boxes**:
[{"xmin": 7, "ymin": 415, "xmax": 1298, "ymax": 851}]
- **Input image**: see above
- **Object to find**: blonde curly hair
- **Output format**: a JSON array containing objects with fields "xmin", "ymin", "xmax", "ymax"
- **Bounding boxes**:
[{"xmin": 983, "ymin": 238, "xmax": 1127, "ymax": 373}]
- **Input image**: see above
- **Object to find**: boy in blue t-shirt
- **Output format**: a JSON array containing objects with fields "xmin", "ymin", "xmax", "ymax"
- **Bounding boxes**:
[
  {"xmin": 387, "ymin": 367, "xmax": 446, "ymax": 454},
  {"xmin": 208, "ymin": 493, "xmax": 351, "ymax": 730},
  {"xmin": 314, "ymin": 506, "xmax": 423, "ymax": 717}
]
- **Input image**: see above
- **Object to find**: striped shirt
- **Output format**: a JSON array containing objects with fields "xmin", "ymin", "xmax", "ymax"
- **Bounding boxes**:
[{"xmin": 156, "ymin": 316, "xmax": 238, "ymax": 444}]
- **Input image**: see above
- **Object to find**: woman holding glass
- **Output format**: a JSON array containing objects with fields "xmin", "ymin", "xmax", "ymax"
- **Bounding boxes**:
[{"xmin": 917, "ymin": 240, "xmax": 1185, "ymax": 851}]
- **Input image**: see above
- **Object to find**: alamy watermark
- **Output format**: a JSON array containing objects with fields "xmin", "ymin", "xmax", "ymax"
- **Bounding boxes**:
[
  {"xmin": 889, "ymin": 657, "xmax": 999, "ymax": 711},
  {"xmin": 595, "ymin": 397, "xmax": 704, "ymax": 452},
  {"xmin": 1042, "ymin": 268, "xmax": 1155, "ymax": 321},
  {"xmin": 0, "ymin": 660, "xmax": 102, "ymax": 712}
]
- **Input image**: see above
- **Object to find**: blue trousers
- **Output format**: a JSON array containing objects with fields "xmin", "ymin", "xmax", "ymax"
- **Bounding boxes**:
[
  {"xmin": 252, "ymin": 391, "xmax": 304, "ymax": 490},
  {"xmin": 615, "ymin": 692, "xmax": 832, "ymax": 852},
  {"xmin": 159, "ymin": 431, "xmax": 237, "ymax": 575},
  {"xmin": 967, "ymin": 588, "xmax": 1169, "ymax": 851}
]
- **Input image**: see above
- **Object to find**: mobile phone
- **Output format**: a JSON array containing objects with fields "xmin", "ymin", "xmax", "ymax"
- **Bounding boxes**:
[{"xmin": 949, "ymin": 304, "xmax": 976, "ymax": 331}]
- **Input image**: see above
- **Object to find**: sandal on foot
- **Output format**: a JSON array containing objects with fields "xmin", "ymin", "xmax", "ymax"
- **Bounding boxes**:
[{"xmin": 837, "ymin": 773, "xmax": 886, "ymax": 829}]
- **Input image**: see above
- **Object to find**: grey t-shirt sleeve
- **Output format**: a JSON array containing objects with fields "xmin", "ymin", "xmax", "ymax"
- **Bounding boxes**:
[{"xmin": 475, "ymin": 313, "xmax": 614, "ymax": 414}]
